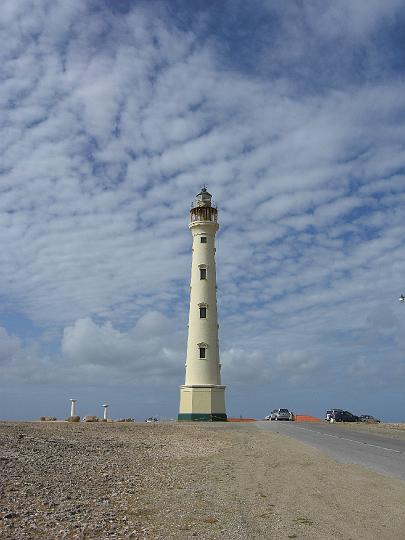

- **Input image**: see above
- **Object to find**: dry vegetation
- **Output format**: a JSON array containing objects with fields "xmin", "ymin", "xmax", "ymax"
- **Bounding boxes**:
[{"xmin": 338, "ymin": 421, "xmax": 405, "ymax": 440}]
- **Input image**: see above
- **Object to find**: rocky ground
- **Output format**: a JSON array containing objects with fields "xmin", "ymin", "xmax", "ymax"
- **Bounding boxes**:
[{"xmin": 1, "ymin": 421, "xmax": 405, "ymax": 539}]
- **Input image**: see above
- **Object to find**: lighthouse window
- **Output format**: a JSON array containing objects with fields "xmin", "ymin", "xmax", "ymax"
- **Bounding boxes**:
[
  {"xmin": 200, "ymin": 268, "xmax": 207, "ymax": 280},
  {"xmin": 200, "ymin": 236, "xmax": 207, "ymax": 243},
  {"xmin": 199, "ymin": 307, "xmax": 207, "ymax": 318},
  {"xmin": 199, "ymin": 347, "xmax": 206, "ymax": 359}
]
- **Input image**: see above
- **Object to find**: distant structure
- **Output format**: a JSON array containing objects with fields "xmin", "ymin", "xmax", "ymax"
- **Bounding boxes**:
[
  {"xmin": 70, "ymin": 399, "xmax": 77, "ymax": 417},
  {"xmin": 102, "ymin": 403, "xmax": 109, "ymax": 420},
  {"xmin": 178, "ymin": 188, "xmax": 227, "ymax": 421}
]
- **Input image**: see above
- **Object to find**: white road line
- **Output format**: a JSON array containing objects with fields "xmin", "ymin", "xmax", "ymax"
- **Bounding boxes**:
[
  {"xmin": 292, "ymin": 426, "xmax": 401, "ymax": 453},
  {"xmin": 365, "ymin": 443, "xmax": 401, "ymax": 453}
]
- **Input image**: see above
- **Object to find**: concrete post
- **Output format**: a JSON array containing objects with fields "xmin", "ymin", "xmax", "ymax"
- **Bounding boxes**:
[{"xmin": 70, "ymin": 399, "xmax": 77, "ymax": 417}]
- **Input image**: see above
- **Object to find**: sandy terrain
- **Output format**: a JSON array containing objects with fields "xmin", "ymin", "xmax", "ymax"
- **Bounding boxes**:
[{"xmin": 1, "ymin": 421, "xmax": 405, "ymax": 539}]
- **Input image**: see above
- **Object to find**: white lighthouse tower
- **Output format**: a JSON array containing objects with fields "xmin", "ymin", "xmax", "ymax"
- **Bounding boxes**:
[{"xmin": 178, "ymin": 187, "xmax": 227, "ymax": 421}]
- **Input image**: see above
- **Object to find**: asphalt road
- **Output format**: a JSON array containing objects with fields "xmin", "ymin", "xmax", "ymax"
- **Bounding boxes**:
[{"xmin": 257, "ymin": 421, "xmax": 405, "ymax": 482}]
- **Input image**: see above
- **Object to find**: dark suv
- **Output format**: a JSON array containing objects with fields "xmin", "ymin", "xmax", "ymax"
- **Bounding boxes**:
[{"xmin": 331, "ymin": 410, "xmax": 359, "ymax": 422}]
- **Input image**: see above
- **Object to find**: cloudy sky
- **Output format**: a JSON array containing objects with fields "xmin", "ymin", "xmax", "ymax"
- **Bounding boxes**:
[{"xmin": 1, "ymin": 0, "xmax": 405, "ymax": 421}]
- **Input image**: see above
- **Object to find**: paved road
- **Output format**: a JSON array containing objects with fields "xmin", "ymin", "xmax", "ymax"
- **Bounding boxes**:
[{"xmin": 257, "ymin": 421, "xmax": 405, "ymax": 482}]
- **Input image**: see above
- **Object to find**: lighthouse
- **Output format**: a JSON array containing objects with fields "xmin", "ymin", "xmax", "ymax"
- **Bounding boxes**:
[{"xmin": 178, "ymin": 187, "xmax": 227, "ymax": 421}]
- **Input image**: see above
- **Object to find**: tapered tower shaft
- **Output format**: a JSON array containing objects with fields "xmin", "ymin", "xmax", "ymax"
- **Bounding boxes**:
[{"xmin": 178, "ymin": 188, "xmax": 226, "ymax": 421}]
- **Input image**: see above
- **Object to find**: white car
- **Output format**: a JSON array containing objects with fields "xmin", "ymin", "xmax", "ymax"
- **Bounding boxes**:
[
  {"xmin": 273, "ymin": 408, "xmax": 292, "ymax": 421},
  {"xmin": 325, "ymin": 409, "xmax": 343, "ymax": 422}
]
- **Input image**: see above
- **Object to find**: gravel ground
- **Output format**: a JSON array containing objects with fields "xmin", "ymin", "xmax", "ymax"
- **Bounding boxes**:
[{"xmin": 1, "ymin": 421, "xmax": 405, "ymax": 539}]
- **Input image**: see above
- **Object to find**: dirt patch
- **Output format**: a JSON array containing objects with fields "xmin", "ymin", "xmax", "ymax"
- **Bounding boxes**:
[{"xmin": 1, "ymin": 421, "xmax": 405, "ymax": 539}]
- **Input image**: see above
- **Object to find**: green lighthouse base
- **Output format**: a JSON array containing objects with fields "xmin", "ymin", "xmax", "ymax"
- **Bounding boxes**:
[
  {"xmin": 178, "ymin": 385, "xmax": 226, "ymax": 422},
  {"xmin": 178, "ymin": 412, "xmax": 227, "ymax": 422}
]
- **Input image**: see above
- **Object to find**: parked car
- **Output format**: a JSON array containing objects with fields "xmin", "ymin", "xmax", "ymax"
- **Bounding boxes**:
[
  {"xmin": 269, "ymin": 409, "xmax": 278, "ymax": 421},
  {"xmin": 330, "ymin": 410, "xmax": 359, "ymax": 422},
  {"xmin": 273, "ymin": 408, "xmax": 292, "ymax": 421},
  {"xmin": 325, "ymin": 409, "xmax": 343, "ymax": 421},
  {"xmin": 359, "ymin": 415, "xmax": 380, "ymax": 423},
  {"xmin": 145, "ymin": 417, "xmax": 158, "ymax": 423},
  {"xmin": 263, "ymin": 410, "xmax": 278, "ymax": 421}
]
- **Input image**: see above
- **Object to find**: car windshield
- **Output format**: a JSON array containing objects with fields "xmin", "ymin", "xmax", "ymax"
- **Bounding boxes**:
[{"xmin": 279, "ymin": 409, "xmax": 289, "ymax": 413}]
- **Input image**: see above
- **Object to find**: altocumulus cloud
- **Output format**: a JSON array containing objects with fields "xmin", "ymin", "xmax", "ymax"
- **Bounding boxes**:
[{"xmin": 1, "ymin": 0, "xmax": 405, "ymax": 419}]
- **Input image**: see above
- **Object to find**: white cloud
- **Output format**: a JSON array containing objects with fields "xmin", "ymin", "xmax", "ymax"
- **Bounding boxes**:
[
  {"xmin": 304, "ymin": 0, "xmax": 404, "ymax": 40},
  {"xmin": 0, "ymin": 313, "xmax": 185, "ymax": 386},
  {"xmin": 61, "ymin": 312, "xmax": 182, "ymax": 383},
  {"xmin": 0, "ymin": 327, "xmax": 21, "ymax": 364}
]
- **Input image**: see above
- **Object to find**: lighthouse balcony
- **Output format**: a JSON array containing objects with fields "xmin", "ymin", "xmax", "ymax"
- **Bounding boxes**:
[{"xmin": 190, "ymin": 205, "xmax": 218, "ymax": 224}]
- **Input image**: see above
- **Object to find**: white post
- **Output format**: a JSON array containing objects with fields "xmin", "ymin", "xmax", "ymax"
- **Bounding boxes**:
[
  {"xmin": 103, "ymin": 404, "xmax": 109, "ymax": 420},
  {"xmin": 70, "ymin": 399, "xmax": 77, "ymax": 417},
  {"xmin": 178, "ymin": 187, "xmax": 226, "ymax": 421}
]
